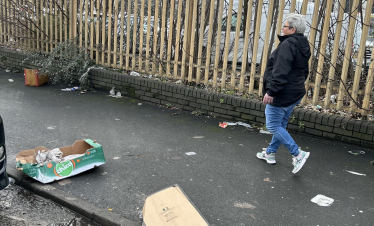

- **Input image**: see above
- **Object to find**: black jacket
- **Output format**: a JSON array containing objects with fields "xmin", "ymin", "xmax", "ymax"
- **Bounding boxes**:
[{"xmin": 263, "ymin": 33, "xmax": 311, "ymax": 107}]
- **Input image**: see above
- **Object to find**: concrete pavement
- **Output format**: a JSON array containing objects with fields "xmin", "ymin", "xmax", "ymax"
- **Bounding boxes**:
[{"xmin": 1, "ymin": 70, "xmax": 374, "ymax": 226}]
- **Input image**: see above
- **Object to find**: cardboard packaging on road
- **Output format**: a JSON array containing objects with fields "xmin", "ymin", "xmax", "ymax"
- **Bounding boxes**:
[
  {"xmin": 143, "ymin": 185, "xmax": 209, "ymax": 226},
  {"xmin": 24, "ymin": 69, "xmax": 49, "ymax": 86},
  {"xmin": 16, "ymin": 139, "xmax": 105, "ymax": 183}
]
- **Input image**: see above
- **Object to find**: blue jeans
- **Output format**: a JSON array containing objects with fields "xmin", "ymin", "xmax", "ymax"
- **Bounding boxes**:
[{"xmin": 265, "ymin": 99, "xmax": 301, "ymax": 157}]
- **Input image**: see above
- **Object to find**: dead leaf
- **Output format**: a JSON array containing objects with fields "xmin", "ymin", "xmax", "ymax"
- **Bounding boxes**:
[
  {"xmin": 101, "ymin": 172, "xmax": 108, "ymax": 175},
  {"xmin": 234, "ymin": 202, "xmax": 256, "ymax": 209},
  {"xmin": 115, "ymin": 118, "xmax": 120, "ymax": 121},
  {"xmin": 113, "ymin": 157, "xmax": 120, "ymax": 160},
  {"xmin": 172, "ymin": 156, "xmax": 181, "ymax": 160}
]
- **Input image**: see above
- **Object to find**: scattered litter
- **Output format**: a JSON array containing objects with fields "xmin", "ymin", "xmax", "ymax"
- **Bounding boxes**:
[
  {"xmin": 115, "ymin": 92, "xmax": 122, "ymax": 98},
  {"xmin": 263, "ymin": 178, "xmax": 271, "ymax": 182},
  {"xmin": 115, "ymin": 118, "xmax": 120, "ymax": 120},
  {"xmin": 175, "ymin": 80, "xmax": 182, "ymax": 84},
  {"xmin": 130, "ymin": 71, "xmax": 140, "ymax": 76},
  {"xmin": 348, "ymin": 150, "xmax": 365, "ymax": 155},
  {"xmin": 47, "ymin": 126, "xmax": 55, "ymax": 130},
  {"xmin": 259, "ymin": 129, "xmax": 272, "ymax": 135},
  {"xmin": 345, "ymin": 170, "xmax": 366, "ymax": 176},
  {"xmin": 142, "ymin": 185, "xmax": 209, "ymax": 225},
  {"xmin": 219, "ymin": 121, "xmax": 252, "ymax": 129},
  {"xmin": 109, "ymin": 87, "xmax": 115, "ymax": 96},
  {"xmin": 193, "ymin": 136, "xmax": 204, "ymax": 139},
  {"xmin": 330, "ymin": 95, "xmax": 336, "ymax": 104},
  {"xmin": 316, "ymin": 105, "xmax": 322, "ymax": 110},
  {"xmin": 8, "ymin": 79, "xmax": 14, "ymax": 82},
  {"xmin": 80, "ymin": 90, "xmax": 87, "ymax": 94},
  {"xmin": 101, "ymin": 172, "xmax": 108, "ymax": 175},
  {"xmin": 108, "ymin": 208, "xmax": 113, "ymax": 211},
  {"xmin": 237, "ymin": 122, "xmax": 252, "ymax": 129},
  {"xmin": 138, "ymin": 211, "xmax": 143, "ymax": 219},
  {"xmin": 219, "ymin": 122, "xmax": 228, "ymax": 128},
  {"xmin": 5, "ymin": 69, "xmax": 11, "ymax": 72},
  {"xmin": 16, "ymin": 139, "xmax": 106, "ymax": 183},
  {"xmin": 233, "ymin": 202, "xmax": 256, "ymax": 209},
  {"xmin": 185, "ymin": 152, "xmax": 196, "ymax": 156},
  {"xmin": 311, "ymin": 194, "xmax": 334, "ymax": 207},
  {"xmin": 138, "ymin": 103, "xmax": 142, "ymax": 105},
  {"xmin": 61, "ymin": 86, "xmax": 79, "ymax": 91},
  {"xmin": 113, "ymin": 157, "xmax": 120, "ymax": 160},
  {"xmin": 307, "ymin": 90, "xmax": 312, "ymax": 97}
]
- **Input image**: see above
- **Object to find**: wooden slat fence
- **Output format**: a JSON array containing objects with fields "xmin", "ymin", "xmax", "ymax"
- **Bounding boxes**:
[{"xmin": 0, "ymin": 0, "xmax": 373, "ymax": 116}]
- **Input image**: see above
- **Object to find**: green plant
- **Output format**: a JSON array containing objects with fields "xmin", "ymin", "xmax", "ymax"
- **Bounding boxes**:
[
  {"xmin": 299, "ymin": 122, "xmax": 305, "ymax": 128},
  {"xmin": 166, "ymin": 103, "xmax": 172, "ymax": 108},
  {"xmin": 220, "ymin": 98, "xmax": 224, "ymax": 103},
  {"xmin": 22, "ymin": 40, "xmax": 96, "ymax": 89},
  {"xmin": 290, "ymin": 115, "xmax": 296, "ymax": 123},
  {"xmin": 192, "ymin": 110, "xmax": 204, "ymax": 116},
  {"xmin": 0, "ymin": 56, "xmax": 7, "ymax": 62},
  {"xmin": 261, "ymin": 124, "xmax": 268, "ymax": 131}
]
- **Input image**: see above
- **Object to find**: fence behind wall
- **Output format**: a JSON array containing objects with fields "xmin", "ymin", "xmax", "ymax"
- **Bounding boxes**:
[{"xmin": 0, "ymin": 0, "xmax": 373, "ymax": 116}]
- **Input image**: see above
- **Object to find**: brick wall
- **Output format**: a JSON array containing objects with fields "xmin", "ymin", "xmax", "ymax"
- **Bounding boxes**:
[{"xmin": 1, "ymin": 48, "xmax": 373, "ymax": 148}]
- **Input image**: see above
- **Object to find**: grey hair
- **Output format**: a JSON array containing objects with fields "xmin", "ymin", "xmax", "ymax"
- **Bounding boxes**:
[{"xmin": 285, "ymin": 13, "xmax": 306, "ymax": 33}]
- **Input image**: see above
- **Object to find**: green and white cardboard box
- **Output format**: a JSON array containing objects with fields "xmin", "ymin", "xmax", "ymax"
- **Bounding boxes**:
[{"xmin": 16, "ymin": 139, "xmax": 105, "ymax": 183}]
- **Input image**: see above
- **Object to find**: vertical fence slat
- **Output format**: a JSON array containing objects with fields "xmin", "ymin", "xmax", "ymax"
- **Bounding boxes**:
[
  {"xmin": 187, "ymin": 0, "xmax": 198, "ymax": 82},
  {"xmin": 212, "ymin": 0, "xmax": 225, "ymax": 87},
  {"xmin": 145, "ymin": 0, "xmax": 152, "ymax": 73},
  {"xmin": 54, "ymin": 0, "xmax": 57, "ymax": 47},
  {"xmin": 79, "ymin": 0, "xmax": 83, "ymax": 48},
  {"xmin": 36, "ymin": 0, "xmax": 40, "ymax": 49},
  {"xmin": 203, "ymin": 0, "xmax": 216, "ymax": 85},
  {"xmin": 60, "ymin": 0, "xmax": 63, "ymax": 43},
  {"xmin": 239, "ymin": 0, "xmax": 253, "ymax": 92},
  {"xmin": 45, "ymin": 0, "xmax": 49, "ymax": 52},
  {"xmin": 301, "ymin": 0, "xmax": 308, "ymax": 14},
  {"xmin": 159, "ymin": 0, "xmax": 168, "ymax": 77},
  {"xmin": 0, "ymin": 0, "xmax": 2, "ymax": 44},
  {"xmin": 113, "ymin": 0, "xmax": 119, "ymax": 67},
  {"xmin": 152, "ymin": 0, "xmax": 159, "ymax": 74},
  {"xmin": 64, "ymin": 0, "xmax": 67, "ymax": 41},
  {"xmin": 248, "ymin": 0, "xmax": 263, "ymax": 94},
  {"xmin": 125, "ymin": 0, "xmax": 131, "ymax": 70},
  {"xmin": 195, "ymin": 0, "xmax": 205, "ymax": 84},
  {"xmin": 131, "ymin": 0, "xmax": 138, "ymax": 70},
  {"xmin": 302, "ymin": 0, "xmax": 320, "ymax": 104},
  {"xmin": 138, "ymin": 0, "xmax": 145, "ymax": 72},
  {"xmin": 173, "ymin": 0, "xmax": 183, "ymax": 79},
  {"xmin": 166, "ymin": 0, "xmax": 175, "ymax": 77},
  {"xmin": 50, "ymin": 0, "xmax": 53, "ymax": 49},
  {"xmin": 180, "ymin": 0, "xmax": 191, "ymax": 81},
  {"xmin": 84, "ymin": 0, "xmax": 89, "ymax": 54},
  {"xmin": 90, "ymin": 0, "xmax": 94, "ymax": 59},
  {"xmin": 312, "ymin": 1, "xmax": 333, "ymax": 105},
  {"xmin": 337, "ymin": 0, "xmax": 359, "ymax": 110},
  {"xmin": 259, "ymin": 0, "xmax": 274, "ymax": 96},
  {"xmin": 107, "ymin": 0, "xmax": 113, "ymax": 66},
  {"xmin": 229, "ymin": 0, "xmax": 243, "ymax": 89},
  {"xmin": 349, "ymin": 0, "xmax": 373, "ymax": 112},
  {"xmin": 324, "ymin": 0, "xmax": 346, "ymax": 109},
  {"xmin": 119, "ymin": 0, "xmax": 125, "ymax": 69},
  {"xmin": 221, "ymin": 0, "xmax": 234, "ymax": 89},
  {"xmin": 95, "ymin": 0, "xmax": 100, "ymax": 64},
  {"xmin": 290, "ymin": 0, "xmax": 297, "ymax": 13},
  {"xmin": 362, "ymin": 39, "xmax": 374, "ymax": 115},
  {"xmin": 274, "ymin": 0, "xmax": 285, "ymax": 49},
  {"xmin": 101, "ymin": 0, "xmax": 106, "ymax": 65}
]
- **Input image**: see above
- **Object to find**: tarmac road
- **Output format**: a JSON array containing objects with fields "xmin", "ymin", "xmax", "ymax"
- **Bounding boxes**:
[{"xmin": 1, "ymin": 70, "xmax": 374, "ymax": 226}]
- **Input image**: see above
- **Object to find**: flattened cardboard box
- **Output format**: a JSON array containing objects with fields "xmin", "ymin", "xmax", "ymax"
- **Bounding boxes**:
[
  {"xmin": 16, "ymin": 139, "xmax": 105, "ymax": 183},
  {"xmin": 143, "ymin": 185, "xmax": 209, "ymax": 226}
]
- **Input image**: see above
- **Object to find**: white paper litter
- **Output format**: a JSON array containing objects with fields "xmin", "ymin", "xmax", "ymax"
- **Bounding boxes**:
[
  {"xmin": 345, "ymin": 170, "xmax": 366, "ymax": 176},
  {"xmin": 8, "ymin": 79, "xmax": 14, "ymax": 82},
  {"xmin": 259, "ymin": 129, "xmax": 272, "ymax": 134},
  {"xmin": 193, "ymin": 136, "xmax": 204, "ymax": 139},
  {"xmin": 185, "ymin": 152, "xmax": 196, "ymax": 156},
  {"xmin": 109, "ymin": 87, "xmax": 116, "ymax": 96},
  {"xmin": 311, "ymin": 194, "xmax": 334, "ymax": 207},
  {"xmin": 36, "ymin": 148, "xmax": 84, "ymax": 165},
  {"xmin": 222, "ymin": 121, "xmax": 252, "ymax": 128},
  {"xmin": 130, "ymin": 71, "xmax": 140, "ymax": 76}
]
